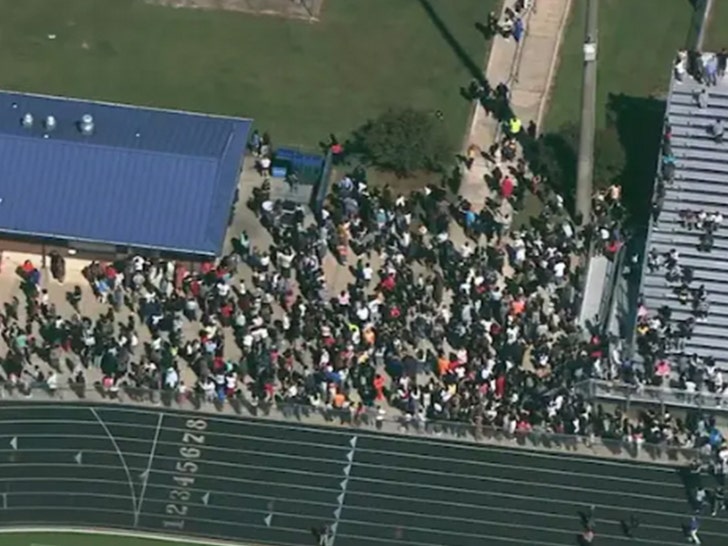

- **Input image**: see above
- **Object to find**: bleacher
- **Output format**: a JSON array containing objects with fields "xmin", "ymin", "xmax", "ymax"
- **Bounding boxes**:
[{"xmin": 640, "ymin": 69, "xmax": 728, "ymax": 366}]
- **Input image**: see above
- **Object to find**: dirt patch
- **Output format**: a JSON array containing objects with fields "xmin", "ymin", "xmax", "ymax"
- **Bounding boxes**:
[{"xmin": 145, "ymin": 0, "xmax": 325, "ymax": 20}]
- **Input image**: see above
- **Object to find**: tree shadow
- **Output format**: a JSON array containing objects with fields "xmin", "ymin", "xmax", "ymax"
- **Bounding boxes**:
[
  {"xmin": 607, "ymin": 93, "xmax": 666, "ymax": 222},
  {"xmin": 521, "ymin": 123, "xmax": 579, "ymax": 213},
  {"xmin": 418, "ymin": 0, "xmax": 488, "ymax": 85}
]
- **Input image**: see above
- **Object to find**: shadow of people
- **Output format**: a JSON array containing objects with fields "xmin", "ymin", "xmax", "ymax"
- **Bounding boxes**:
[{"xmin": 620, "ymin": 515, "xmax": 640, "ymax": 537}]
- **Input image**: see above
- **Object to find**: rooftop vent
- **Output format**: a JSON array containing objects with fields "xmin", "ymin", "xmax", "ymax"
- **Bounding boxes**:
[
  {"xmin": 44, "ymin": 115, "xmax": 56, "ymax": 132},
  {"xmin": 21, "ymin": 113, "xmax": 33, "ymax": 129},
  {"xmin": 80, "ymin": 114, "xmax": 94, "ymax": 136}
]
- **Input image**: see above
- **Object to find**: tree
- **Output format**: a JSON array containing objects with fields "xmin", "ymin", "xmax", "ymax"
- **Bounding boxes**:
[{"xmin": 354, "ymin": 108, "xmax": 449, "ymax": 176}]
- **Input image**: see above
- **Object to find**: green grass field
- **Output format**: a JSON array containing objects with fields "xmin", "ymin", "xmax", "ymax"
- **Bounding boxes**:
[
  {"xmin": 544, "ymin": 0, "xmax": 694, "ymax": 131},
  {"xmin": 0, "ymin": 0, "xmax": 495, "ymax": 149},
  {"xmin": 704, "ymin": 0, "xmax": 728, "ymax": 51},
  {"xmin": 0, "ymin": 531, "xmax": 222, "ymax": 546}
]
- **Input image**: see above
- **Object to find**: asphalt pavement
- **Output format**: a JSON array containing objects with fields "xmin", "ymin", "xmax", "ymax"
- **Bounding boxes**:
[{"xmin": 0, "ymin": 402, "xmax": 724, "ymax": 546}]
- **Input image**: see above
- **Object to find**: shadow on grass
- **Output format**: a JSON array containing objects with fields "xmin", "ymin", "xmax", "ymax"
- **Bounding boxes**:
[
  {"xmin": 607, "ymin": 93, "xmax": 665, "ymax": 222},
  {"xmin": 521, "ymin": 124, "xmax": 578, "ymax": 214},
  {"xmin": 521, "ymin": 93, "xmax": 665, "ymax": 221},
  {"xmin": 418, "ymin": 0, "xmax": 488, "ymax": 84}
]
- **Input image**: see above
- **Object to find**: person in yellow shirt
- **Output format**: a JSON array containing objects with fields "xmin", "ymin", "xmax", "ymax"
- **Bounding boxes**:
[{"xmin": 508, "ymin": 116, "xmax": 522, "ymax": 136}]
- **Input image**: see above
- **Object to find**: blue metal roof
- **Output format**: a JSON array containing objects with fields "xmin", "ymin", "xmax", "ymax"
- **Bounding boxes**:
[{"xmin": 0, "ymin": 91, "xmax": 252, "ymax": 256}]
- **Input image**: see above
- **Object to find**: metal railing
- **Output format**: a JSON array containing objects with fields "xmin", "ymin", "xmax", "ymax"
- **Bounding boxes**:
[
  {"xmin": 312, "ymin": 148, "xmax": 333, "ymax": 216},
  {"xmin": 0, "ymin": 382, "xmax": 709, "ymax": 465},
  {"xmin": 580, "ymin": 378, "xmax": 728, "ymax": 413},
  {"xmin": 601, "ymin": 243, "xmax": 625, "ymax": 333}
]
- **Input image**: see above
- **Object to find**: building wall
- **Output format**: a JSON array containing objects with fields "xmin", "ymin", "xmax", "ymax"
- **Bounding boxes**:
[{"xmin": 0, "ymin": 234, "xmax": 211, "ymax": 268}]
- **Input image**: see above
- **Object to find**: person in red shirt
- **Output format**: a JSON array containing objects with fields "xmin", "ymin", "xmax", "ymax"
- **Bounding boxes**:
[
  {"xmin": 380, "ymin": 275, "xmax": 396, "ymax": 292},
  {"xmin": 500, "ymin": 175, "xmax": 514, "ymax": 199},
  {"xmin": 495, "ymin": 374, "xmax": 506, "ymax": 398},
  {"xmin": 373, "ymin": 374, "xmax": 386, "ymax": 401}
]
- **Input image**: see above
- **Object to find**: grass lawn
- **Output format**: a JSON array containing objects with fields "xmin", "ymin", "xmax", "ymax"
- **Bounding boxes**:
[
  {"xmin": 544, "ymin": 0, "xmax": 694, "ymax": 131},
  {"xmin": 0, "ymin": 531, "xmax": 220, "ymax": 546},
  {"xmin": 0, "ymin": 0, "xmax": 496, "ymax": 150},
  {"xmin": 704, "ymin": 0, "xmax": 728, "ymax": 51}
]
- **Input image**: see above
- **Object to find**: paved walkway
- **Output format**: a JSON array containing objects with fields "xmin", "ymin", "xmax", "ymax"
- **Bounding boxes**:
[{"xmin": 461, "ymin": 0, "xmax": 573, "ymax": 207}]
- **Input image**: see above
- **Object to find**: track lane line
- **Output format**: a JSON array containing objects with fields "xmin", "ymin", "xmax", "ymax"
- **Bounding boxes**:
[
  {"xmin": 0, "ymin": 455, "xmax": 686, "ymax": 504},
  {"xmin": 89, "ymin": 407, "xmax": 138, "ymax": 520},
  {"xmin": 0, "ymin": 463, "xmax": 698, "ymax": 521},
  {"xmin": 134, "ymin": 411, "xmax": 164, "ymax": 526},
  {"xmin": 4, "ymin": 476, "xmax": 722, "ymax": 537},
  {"xmin": 0, "ymin": 402, "xmax": 713, "ymax": 546},
  {"xmin": 0, "ymin": 434, "xmax": 681, "ymax": 489},
  {"xmin": 0, "ymin": 403, "xmax": 682, "ymax": 472}
]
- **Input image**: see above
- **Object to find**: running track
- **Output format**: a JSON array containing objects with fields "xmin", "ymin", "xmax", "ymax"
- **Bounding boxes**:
[{"xmin": 0, "ymin": 402, "xmax": 724, "ymax": 545}]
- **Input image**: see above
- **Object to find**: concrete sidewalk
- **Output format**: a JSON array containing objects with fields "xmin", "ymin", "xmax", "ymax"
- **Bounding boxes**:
[{"xmin": 461, "ymin": 0, "xmax": 573, "ymax": 207}]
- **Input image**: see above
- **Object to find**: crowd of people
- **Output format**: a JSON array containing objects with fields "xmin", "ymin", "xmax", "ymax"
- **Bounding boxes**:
[
  {"xmin": 635, "ymin": 91, "xmax": 728, "ymax": 405},
  {"xmin": 0, "ymin": 127, "xmax": 718, "ymax": 463},
  {"xmin": 0, "ymin": 26, "xmax": 722, "ymax": 466}
]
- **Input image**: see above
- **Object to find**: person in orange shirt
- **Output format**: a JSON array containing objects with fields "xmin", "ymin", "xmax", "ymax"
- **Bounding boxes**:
[
  {"xmin": 437, "ymin": 354, "xmax": 449, "ymax": 377},
  {"xmin": 333, "ymin": 391, "xmax": 346, "ymax": 409}
]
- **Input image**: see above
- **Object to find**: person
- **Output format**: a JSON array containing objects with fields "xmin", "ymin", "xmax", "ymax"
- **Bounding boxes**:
[
  {"xmin": 687, "ymin": 516, "xmax": 701, "ymax": 544},
  {"xmin": 705, "ymin": 55, "xmax": 718, "ymax": 86},
  {"xmin": 696, "ymin": 88, "xmax": 708, "ymax": 109},
  {"xmin": 311, "ymin": 523, "xmax": 332, "ymax": 546},
  {"xmin": 718, "ymin": 47, "xmax": 728, "ymax": 79},
  {"xmin": 466, "ymin": 144, "xmax": 480, "ymax": 170},
  {"xmin": 711, "ymin": 487, "xmax": 725, "ymax": 516},
  {"xmin": 581, "ymin": 504, "xmax": 596, "ymax": 531},
  {"xmin": 622, "ymin": 514, "xmax": 640, "ymax": 537},
  {"xmin": 711, "ymin": 118, "xmax": 724, "ymax": 143},
  {"xmin": 508, "ymin": 115, "xmax": 522, "ymax": 136},
  {"xmin": 513, "ymin": 17, "xmax": 524, "ymax": 42}
]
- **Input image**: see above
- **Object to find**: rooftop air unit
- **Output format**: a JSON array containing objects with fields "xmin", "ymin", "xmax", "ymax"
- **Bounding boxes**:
[
  {"xmin": 21, "ymin": 113, "xmax": 33, "ymax": 129},
  {"xmin": 44, "ymin": 115, "xmax": 56, "ymax": 132},
  {"xmin": 80, "ymin": 114, "xmax": 94, "ymax": 136}
]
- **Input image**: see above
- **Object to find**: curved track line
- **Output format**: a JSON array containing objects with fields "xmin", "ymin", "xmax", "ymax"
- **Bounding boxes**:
[{"xmin": 89, "ymin": 407, "xmax": 138, "ymax": 522}]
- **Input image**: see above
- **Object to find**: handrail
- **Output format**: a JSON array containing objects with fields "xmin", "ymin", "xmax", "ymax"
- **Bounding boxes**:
[
  {"xmin": 628, "ymin": 67, "xmax": 677, "ymax": 359},
  {"xmin": 601, "ymin": 242, "xmax": 625, "ymax": 334},
  {"xmin": 580, "ymin": 378, "xmax": 728, "ymax": 413},
  {"xmin": 0, "ymin": 382, "xmax": 710, "ymax": 465}
]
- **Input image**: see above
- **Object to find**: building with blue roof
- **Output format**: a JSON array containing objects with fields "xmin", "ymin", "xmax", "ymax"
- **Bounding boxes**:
[{"xmin": 0, "ymin": 91, "xmax": 252, "ymax": 259}]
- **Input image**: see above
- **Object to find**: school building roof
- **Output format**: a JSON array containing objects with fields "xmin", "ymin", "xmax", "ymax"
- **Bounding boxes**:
[{"xmin": 0, "ymin": 91, "xmax": 252, "ymax": 256}]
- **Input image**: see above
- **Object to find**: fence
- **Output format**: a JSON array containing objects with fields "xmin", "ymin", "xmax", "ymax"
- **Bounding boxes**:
[
  {"xmin": 580, "ymin": 378, "xmax": 728, "ymax": 413},
  {"xmin": 0, "ymin": 382, "xmax": 708, "ymax": 465},
  {"xmin": 312, "ymin": 148, "xmax": 334, "ymax": 216}
]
